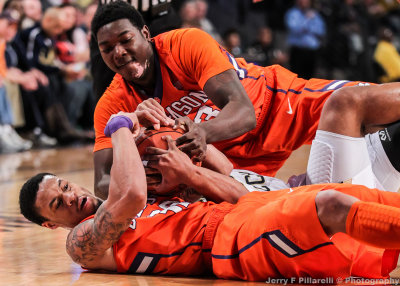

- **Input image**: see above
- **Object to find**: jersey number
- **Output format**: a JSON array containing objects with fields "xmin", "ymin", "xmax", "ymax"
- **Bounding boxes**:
[
  {"xmin": 193, "ymin": 106, "xmax": 220, "ymax": 123},
  {"xmin": 129, "ymin": 200, "xmax": 190, "ymax": 230}
]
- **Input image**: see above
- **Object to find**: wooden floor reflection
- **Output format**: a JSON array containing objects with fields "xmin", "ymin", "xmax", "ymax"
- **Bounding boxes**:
[{"xmin": 0, "ymin": 144, "xmax": 310, "ymax": 286}]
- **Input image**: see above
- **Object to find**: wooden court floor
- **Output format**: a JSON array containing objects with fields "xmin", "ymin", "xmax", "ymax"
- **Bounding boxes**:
[{"xmin": 1, "ymin": 143, "xmax": 364, "ymax": 286}]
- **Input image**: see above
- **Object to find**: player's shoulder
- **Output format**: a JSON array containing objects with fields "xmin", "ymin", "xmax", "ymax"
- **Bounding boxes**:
[
  {"xmin": 94, "ymin": 79, "xmax": 125, "ymax": 121},
  {"xmin": 157, "ymin": 27, "xmax": 207, "ymax": 39},
  {"xmin": 97, "ymin": 74, "xmax": 126, "ymax": 105},
  {"xmin": 155, "ymin": 28, "xmax": 212, "ymax": 50}
]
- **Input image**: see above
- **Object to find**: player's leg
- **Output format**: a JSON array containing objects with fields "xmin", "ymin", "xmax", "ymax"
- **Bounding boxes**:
[
  {"xmin": 307, "ymin": 83, "xmax": 400, "ymax": 191},
  {"xmin": 307, "ymin": 125, "xmax": 400, "ymax": 192},
  {"xmin": 213, "ymin": 185, "xmax": 400, "ymax": 280},
  {"xmin": 316, "ymin": 188, "xmax": 400, "ymax": 249},
  {"xmin": 316, "ymin": 187, "xmax": 400, "ymax": 278},
  {"xmin": 212, "ymin": 188, "xmax": 354, "ymax": 280},
  {"xmin": 318, "ymin": 82, "xmax": 400, "ymax": 137}
]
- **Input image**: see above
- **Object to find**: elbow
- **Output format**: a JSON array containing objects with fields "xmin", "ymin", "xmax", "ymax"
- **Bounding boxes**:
[
  {"xmin": 248, "ymin": 115, "xmax": 257, "ymax": 131},
  {"xmin": 133, "ymin": 195, "xmax": 147, "ymax": 211},
  {"xmin": 231, "ymin": 189, "xmax": 249, "ymax": 204},
  {"xmin": 94, "ymin": 185, "xmax": 107, "ymax": 201},
  {"xmin": 94, "ymin": 178, "xmax": 110, "ymax": 200},
  {"xmin": 125, "ymin": 186, "xmax": 147, "ymax": 209},
  {"xmin": 221, "ymin": 161, "xmax": 234, "ymax": 176},
  {"xmin": 225, "ymin": 182, "xmax": 249, "ymax": 204},
  {"xmin": 245, "ymin": 105, "xmax": 257, "ymax": 131}
]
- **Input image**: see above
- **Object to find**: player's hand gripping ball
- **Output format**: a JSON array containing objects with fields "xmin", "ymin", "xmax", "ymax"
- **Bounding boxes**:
[
  {"xmin": 136, "ymin": 126, "xmax": 201, "ymax": 197},
  {"xmin": 136, "ymin": 126, "xmax": 184, "ymax": 154}
]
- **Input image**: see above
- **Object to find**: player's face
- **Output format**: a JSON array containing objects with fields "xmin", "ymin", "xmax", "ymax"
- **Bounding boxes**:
[
  {"xmin": 97, "ymin": 19, "xmax": 154, "ymax": 87},
  {"xmin": 35, "ymin": 176, "xmax": 102, "ymax": 229}
]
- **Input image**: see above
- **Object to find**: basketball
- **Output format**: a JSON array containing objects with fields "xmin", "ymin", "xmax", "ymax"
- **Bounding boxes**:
[
  {"xmin": 136, "ymin": 127, "xmax": 185, "ymax": 191},
  {"xmin": 136, "ymin": 126, "xmax": 185, "ymax": 155}
]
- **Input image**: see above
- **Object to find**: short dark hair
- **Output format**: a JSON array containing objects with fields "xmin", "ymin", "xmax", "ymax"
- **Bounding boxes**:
[
  {"xmin": 19, "ymin": 172, "xmax": 54, "ymax": 226},
  {"xmin": 91, "ymin": 0, "xmax": 146, "ymax": 39}
]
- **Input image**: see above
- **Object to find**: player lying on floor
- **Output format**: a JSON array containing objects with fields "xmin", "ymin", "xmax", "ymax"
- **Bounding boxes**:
[{"xmin": 19, "ymin": 113, "xmax": 400, "ymax": 281}]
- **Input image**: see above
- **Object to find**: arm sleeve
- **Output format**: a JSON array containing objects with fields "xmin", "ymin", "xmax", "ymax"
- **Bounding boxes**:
[{"xmin": 170, "ymin": 28, "xmax": 234, "ymax": 89}]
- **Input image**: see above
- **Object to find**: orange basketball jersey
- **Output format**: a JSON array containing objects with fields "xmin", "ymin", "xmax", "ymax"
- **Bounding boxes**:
[
  {"xmin": 94, "ymin": 28, "xmax": 366, "ymax": 175},
  {"xmin": 111, "ymin": 196, "xmax": 230, "ymax": 276}
]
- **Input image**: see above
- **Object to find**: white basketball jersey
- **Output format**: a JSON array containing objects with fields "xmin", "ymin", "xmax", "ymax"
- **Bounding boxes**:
[{"xmin": 230, "ymin": 169, "xmax": 290, "ymax": 192}]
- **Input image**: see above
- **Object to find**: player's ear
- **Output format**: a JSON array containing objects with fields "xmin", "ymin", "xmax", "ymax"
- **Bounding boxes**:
[
  {"xmin": 141, "ymin": 25, "xmax": 151, "ymax": 41},
  {"xmin": 42, "ymin": 221, "xmax": 60, "ymax": 229}
]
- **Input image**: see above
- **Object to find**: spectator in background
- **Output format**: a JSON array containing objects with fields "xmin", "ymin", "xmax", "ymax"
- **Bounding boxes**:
[
  {"xmin": 56, "ymin": 3, "xmax": 94, "ymax": 132},
  {"xmin": 0, "ymin": 9, "xmax": 32, "ymax": 152},
  {"xmin": 179, "ymin": 0, "xmax": 197, "ymax": 29},
  {"xmin": 196, "ymin": 0, "xmax": 222, "ymax": 43},
  {"xmin": 2, "ymin": 0, "xmax": 24, "ymax": 17},
  {"xmin": 285, "ymin": 0, "xmax": 326, "ymax": 79},
  {"xmin": 374, "ymin": 25, "xmax": 400, "ymax": 83},
  {"xmin": 12, "ymin": 7, "xmax": 92, "ymax": 144},
  {"xmin": 20, "ymin": 0, "xmax": 42, "ymax": 29},
  {"xmin": 245, "ymin": 26, "xmax": 288, "ymax": 67},
  {"xmin": 83, "ymin": 2, "xmax": 97, "ymax": 40},
  {"xmin": 222, "ymin": 28, "xmax": 242, "ymax": 57},
  {"xmin": 180, "ymin": 0, "xmax": 222, "ymax": 43}
]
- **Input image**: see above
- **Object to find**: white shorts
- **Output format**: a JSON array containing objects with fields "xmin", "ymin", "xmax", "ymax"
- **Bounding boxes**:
[{"xmin": 365, "ymin": 132, "xmax": 400, "ymax": 192}]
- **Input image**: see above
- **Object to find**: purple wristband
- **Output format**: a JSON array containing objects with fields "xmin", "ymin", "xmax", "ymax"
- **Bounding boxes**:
[{"xmin": 104, "ymin": 115, "xmax": 133, "ymax": 137}]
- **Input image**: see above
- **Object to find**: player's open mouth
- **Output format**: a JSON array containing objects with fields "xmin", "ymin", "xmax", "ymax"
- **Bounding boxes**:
[
  {"xmin": 146, "ymin": 173, "xmax": 162, "ymax": 182},
  {"xmin": 80, "ymin": 197, "xmax": 87, "ymax": 211}
]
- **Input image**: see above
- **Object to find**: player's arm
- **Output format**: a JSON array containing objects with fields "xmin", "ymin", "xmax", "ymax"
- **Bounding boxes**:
[
  {"xmin": 176, "ymin": 69, "xmax": 256, "ymax": 161},
  {"xmin": 66, "ymin": 114, "xmax": 147, "ymax": 269},
  {"xmin": 172, "ymin": 29, "xmax": 256, "ymax": 161},
  {"xmin": 94, "ymin": 149, "xmax": 113, "ymax": 200},
  {"xmin": 146, "ymin": 137, "xmax": 247, "ymax": 203},
  {"xmin": 93, "ymin": 98, "xmax": 175, "ymax": 199},
  {"xmin": 93, "ymin": 137, "xmax": 233, "ymax": 200},
  {"xmin": 202, "ymin": 144, "xmax": 233, "ymax": 176}
]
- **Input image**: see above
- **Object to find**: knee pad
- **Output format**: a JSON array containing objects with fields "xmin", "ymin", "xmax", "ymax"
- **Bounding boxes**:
[{"xmin": 307, "ymin": 130, "xmax": 375, "ymax": 189}]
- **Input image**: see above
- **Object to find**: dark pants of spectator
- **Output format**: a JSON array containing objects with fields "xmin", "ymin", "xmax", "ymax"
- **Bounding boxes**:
[
  {"xmin": 20, "ymin": 84, "xmax": 57, "ymax": 131},
  {"xmin": 289, "ymin": 46, "xmax": 319, "ymax": 79},
  {"xmin": 64, "ymin": 79, "xmax": 95, "ymax": 130}
]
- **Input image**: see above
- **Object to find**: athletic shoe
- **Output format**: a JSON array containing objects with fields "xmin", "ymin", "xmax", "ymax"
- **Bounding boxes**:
[
  {"xmin": 3, "ymin": 125, "xmax": 33, "ymax": 150},
  {"xmin": 33, "ymin": 127, "xmax": 58, "ymax": 148}
]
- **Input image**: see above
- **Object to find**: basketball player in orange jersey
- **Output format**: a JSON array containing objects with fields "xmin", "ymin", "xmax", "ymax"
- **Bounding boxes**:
[
  {"xmin": 19, "ymin": 112, "xmax": 400, "ymax": 281},
  {"xmin": 91, "ymin": 1, "xmax": 400, "ymax": 199}
]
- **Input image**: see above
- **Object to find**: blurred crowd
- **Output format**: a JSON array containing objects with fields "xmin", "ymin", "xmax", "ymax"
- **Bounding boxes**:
[
  {"xmin": 175, "ymin": 0, "xmax": 400, "ymax": 82},
  {"xmin": 0, "ymin": 0, "xmax": 399, "ymax": 154},
  {"xmin": 0, "ymin": 0, "xmax": 96, "ymax": 153}
]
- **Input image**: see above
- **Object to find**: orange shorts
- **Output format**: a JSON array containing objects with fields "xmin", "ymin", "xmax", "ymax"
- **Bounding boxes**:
[
  {"xmin": 216, "ymin": 69, "xmax": 366, "ymax": 176},
  {"xmin": 211, "ymin": 184, "xmax": 399, "ymax": 281}
]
